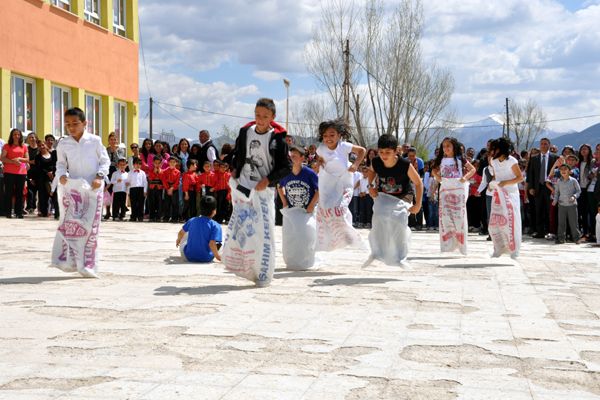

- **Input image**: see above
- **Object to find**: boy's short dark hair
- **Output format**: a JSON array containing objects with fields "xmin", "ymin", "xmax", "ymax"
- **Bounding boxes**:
[
  {"xmin": 132, "ymin": 157, "xmax": 141, "ymax": 164},
  {"xmin": 559, "ymin": 163, "xmax": 571, "ymax": 170},
  {"xmin": 64, "ymin": 107, "xmax": 86, "ymax": 122},
  {"xmin": 407, "ymin": 147, "xmax": 417, "ymax": 154},
  {"xmin": 153, "ymin": 155, "xmax": 162, "ymax": 163},
  {"xmin": 117, "ymin": 157, "xmax": 127, "ymax": 163},
  {"xmin": 187, "ymin": 159, "xmax": 198, "ymax": 169},
  {"xmin": 289, "ymin": 145, "xmax": 307, "ymax": 157},
  {"xmin": 377, "ymin": 134, "xmax": 398, "ymax": 150},
  {"xmin": 45, "ymin": 134, "xmax": 56, "ymax": 141},
  {"xmin": 200, "ymin": 196, "xmax": 217, "ymax": 216},
  {"xmin": 256, "ymin": 98, "xmax": 276, "ymax": 115},
  {"xmin": 567, "ymin": 154, "xmax": 579, "ymax": 162}
]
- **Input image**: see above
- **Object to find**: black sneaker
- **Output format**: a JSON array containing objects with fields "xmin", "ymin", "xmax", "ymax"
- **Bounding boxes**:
[{"xmin": 555, "ymin": 239, "xmax": 565, "ymax": 244}]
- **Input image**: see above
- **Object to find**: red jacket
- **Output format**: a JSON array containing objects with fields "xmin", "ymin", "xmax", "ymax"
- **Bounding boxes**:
[
  {"xmin": 196, "ymin": 171, "xmax": 216, "ymax": 191},
  {"xmin": 147, "ymin": 168, "xmax": 164, "ymax": 190},
  {"xmin": 182, "ymin": 171, "xmax": 198, "ymax": 193},
  {"xmin": 160, "ymin": 167, "xmax": 181, "ymax": 190},
  {"xmin": 213, "ymin": 171, "xmax": 231, "ymax": 191}
]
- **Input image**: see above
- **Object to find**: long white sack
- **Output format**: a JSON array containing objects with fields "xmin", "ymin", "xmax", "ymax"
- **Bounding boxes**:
[
  {"xmin": 222, "ymin": 179, "xmax": 276, "ymax": 287},
  {"xmin": 439, "ymin": 178, "xmax": 469, "ymax": 255},
  {"xmin": 489, "ymin": 183, "xmax": 521, "ymax": 258},
  {"xmin": 316, "ymin": 167, "xmax": 363, "ymax": 252},
  {"xmin": 50, "ymin": 178, "xmax": 104, "ymax": 278},
  {"xmin": 367, "ymin": 193, "xmax": 411, "ymax": 266},
  {"xmin": 280, "ymin": 207, "xmax": 317, "ymax": 270}
]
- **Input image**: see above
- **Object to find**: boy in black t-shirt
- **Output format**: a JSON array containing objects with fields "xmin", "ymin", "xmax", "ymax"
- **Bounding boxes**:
[{"xmin": 367, "ymin": 134, "xmax": 423, "ymax": 214}]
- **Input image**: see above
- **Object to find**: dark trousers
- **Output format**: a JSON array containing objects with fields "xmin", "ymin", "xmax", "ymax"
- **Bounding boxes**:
[
  {"xmin": 4, "ymin": 173, "xmax": 26, "ymax": 217},
  {"xmin": 112, "ymin": 191, "xmax": 127, "ymax": 219},
  {"xmin": 38, "ymin": 178, "xmax": 53, "ymax": 216},
  {"xmin": 183, "ymin": 190, "xmax": 197, "ymax": 220},
  {"xmin": 163, "ymin": 191, "xmax": 179, "ymax": 221},
  {"xmin": 148, "ymin": 187, "xmax": 162, "ymax": 220},
  {"xmin": 535, "ymin": 185, "xmax": 552, "ymax": 235},
  {"xmin": 129, "ymin": 187, "xmax": 145, "ymax": 221},
  {"xmin": 26, "ymin": 176, "xmax": 38, "ymax": 211},
  {"xmin": 557, "ymin": 204, "xmax": 581, "ymax": 241},
  {"xmin": 274, "ymin": 191, "xmax": 283, "ymax": 226},
  {"xmin": 349, "ymin": 195, "xmax": 360, "ymax": 225},
  {"xmin": 215, "ymin": 189, "xmax": 230, "ymax": 223},
  {"xmin": 466, "ymin": 195, "xmax": 482, "ymax": 228},
  {"xmin": 359, "ymin": 195, "xmax": 373, "ymax": 224},
  {"xmin": 526, "ymin": 194, "xmax": 536, "ymax": 232},
  {"xmin": 0, "ymin": 176, "xmax": 5, "ymax": 216},
  {"xmin": 578, "ymin": 189, "xmax": 590, "ymax": 236},
  {"xmin": 588, "ymin": 191, "xmax": 598, "ymax": 240}
]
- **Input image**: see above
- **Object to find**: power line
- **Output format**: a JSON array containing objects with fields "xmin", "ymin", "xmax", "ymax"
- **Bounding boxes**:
[
  {"xmin": 154, "ymin": 102, "xmax": 199, "ymax": 131},
  {"xmin": 138, "ymin": 18, "xmax": 152, "ymax": 98}
]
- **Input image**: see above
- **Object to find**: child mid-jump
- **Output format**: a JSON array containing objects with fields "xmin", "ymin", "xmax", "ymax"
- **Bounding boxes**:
[{"xmin": 315, "ymin": 118, "xmax": 366, "ymax": 252}]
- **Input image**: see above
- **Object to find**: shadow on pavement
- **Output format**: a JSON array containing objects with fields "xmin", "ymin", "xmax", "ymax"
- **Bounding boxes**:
[
  {"xmin": 0, "ymin": 276, "xmax": 83, "ymax": 285},
  {"xmin": 274, "ymin": 269, "xmax": 344, "ymax": 279},
  {"xmin": 407, "ymin": 256, "xmax": 463, "ymax": 260},
  {"xmin": 440, "ymin": 263, "xmax": 513, "ymax": 268},
  {"xmin": 164, "ymin": 256, "xmax": 187, "ymax": 265},
  {"xmin": 154, "ymin": 284, "xmax": 255, "ymax": 296},
  {"xmin": 309, "ymin": 277, "xmax": 400, "ymax": 287}
]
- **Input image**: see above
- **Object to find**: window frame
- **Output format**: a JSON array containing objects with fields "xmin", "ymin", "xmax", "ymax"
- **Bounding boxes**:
[
  {"xmin": 113, "ymin": 0, "xmax": 126, "ymax": 36},
  {"xmin": 84, "ymin": 0, "xmax": 101, "ymax": 25},
  {"xmin": 114, "ymin": 100, "xmax": 128, "ymax": 147},
  {"xmin": 52, "ymin": 0, "xmax": 71, "ymax": 11},
  {"xmin": 85, "ymin": 93, "xmax": 102, "ymax": 137},
  {"xmin": 10, "ymin": 74, "xmax": 36, "ymax": 133},
  {"xmin": 51, "ymin": 85, "xmax": 72, "ymax": 138}
]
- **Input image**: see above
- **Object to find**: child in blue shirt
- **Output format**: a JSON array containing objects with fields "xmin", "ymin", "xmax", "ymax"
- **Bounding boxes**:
[{"xmin": 176, "ymin": 196, "xmax": 222, "ymax": 262}]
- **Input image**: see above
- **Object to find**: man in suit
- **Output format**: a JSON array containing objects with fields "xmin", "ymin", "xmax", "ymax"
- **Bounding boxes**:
[{"xmin": 526, "ymin": 137, "xmax": 559, "ymax": 238}]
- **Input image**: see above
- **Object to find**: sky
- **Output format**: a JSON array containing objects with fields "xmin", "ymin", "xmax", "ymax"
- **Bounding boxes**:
[{"xmin": 138, "ymin": 0, "xmax": 600, "ymax": 140}]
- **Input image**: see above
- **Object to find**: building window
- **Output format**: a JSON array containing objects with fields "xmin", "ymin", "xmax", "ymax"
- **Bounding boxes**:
[
  {"xmin": 85, "ymin": 94, "xmax": 102, "ymax": 136},
  {"xmin": 114, "ymin": 101, "xmax": 127, "ymax": 146},
  {"xmin": 10, "ymin": 75, "xmax": 36, "ymax": 132},
  {"xmin": 52, "ymin": 86, "xmax": 71, "ymax": 137},
  {"xmin": 84, "ymin": 0, "xmax": 101, "ymax": 24},
  {"xmin": 113, "ymin": 0, "xmax": 126, "ymax": 36},
  {"xmin": 52, "ymin": 0, "xmax": 71, "ymax": 11}
]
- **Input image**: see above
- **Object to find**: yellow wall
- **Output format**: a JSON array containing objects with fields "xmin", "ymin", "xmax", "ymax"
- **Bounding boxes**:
[
  {"xmin": 35, "ymin": 78, "xmax": 52, "ymax": 137},
  {"xmin": 102, "ymin": 95, "xmax": 114, "ymax": 146}
]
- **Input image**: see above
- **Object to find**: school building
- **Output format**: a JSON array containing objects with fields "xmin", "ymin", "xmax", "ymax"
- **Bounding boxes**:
[{"xmin": 0, "ymin": 0, "xmax": 139, "ymax": 147}]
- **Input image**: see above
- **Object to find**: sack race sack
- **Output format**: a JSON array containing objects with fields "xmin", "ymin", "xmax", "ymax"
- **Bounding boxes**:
[
  {"xmin": 367, "ymin": 193, "xmax": 411, "ymax": 266},
  {"xmin": 439, "ymin": 178, "xmax": 469, "ymax": 255},
  {"xmin": 596, "ymin": 213, "xmax": 600, "ymax": 245},
  {"xmin": 50, "ymin": 178, "xmax": 104, "ymax": 278},
  {"xmin": 488, "ymin": 182, "xmax": 521, "ymax": 258},
  {"xmin": 103, "ymin": 190, "xmax": 113, "ymax": 207},
  {"xmin": 316, "ymin": 167, "xmax": 363, "ymax": 251},
  {"xmin": 281, "ymin": 207, "xmax": 316, "ymax": 270},
  {"xmin": 222, "ymin": 179, "xmax": 276, "ymax": 287}
]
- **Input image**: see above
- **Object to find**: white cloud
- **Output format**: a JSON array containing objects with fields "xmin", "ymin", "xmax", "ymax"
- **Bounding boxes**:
[{"xmin": 253, "ymin": 70, "xmax": 283, "ymax": 81}]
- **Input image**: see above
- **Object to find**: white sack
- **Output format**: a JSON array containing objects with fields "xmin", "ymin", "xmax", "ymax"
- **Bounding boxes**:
[
  {"xmin": 596, "ymin": 213, "xmax": 600, "ymax": 245},
  {"xmin": 50, "ymin": 178, "xmax": 104, "ymax": 278},
  {"xmin": 488, "ymin": 183, "xmax": 522, "ymax": 258},
  {"xmin": 316, "ymin": 167, "xmax": 363, "ymax": 251},
  {"xmin": 222, "ymin": 179, "xmax": 276, "ymax": 286},
  {"xmin": 439, "ymin": 178, "xmax": 469, "ymax": 255},
  {"xmin": 367, "ymin": 193, "xmax": 411, "ymax": 266},
  {"xmin": 280, "ymin": 207, "xmax": 317, "ymax": 270}
]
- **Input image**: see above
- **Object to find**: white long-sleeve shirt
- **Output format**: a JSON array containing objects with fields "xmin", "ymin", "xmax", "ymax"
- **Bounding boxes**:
[
  {"xmin": 56, "ymin": 132, "xmax": 110, "ymax": 185},
  {"xmin": 126, "ymin": 169, "xmax": 148, "ymax": 193},
  {"xmin": 110, "ymin": 170, "xmax": 129, "ymax": 193}
]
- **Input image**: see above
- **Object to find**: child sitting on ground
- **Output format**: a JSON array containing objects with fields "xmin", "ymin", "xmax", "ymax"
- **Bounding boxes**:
[{"xmin": 176, "ymin": 196, "xmax": 222, "ymax": 263}]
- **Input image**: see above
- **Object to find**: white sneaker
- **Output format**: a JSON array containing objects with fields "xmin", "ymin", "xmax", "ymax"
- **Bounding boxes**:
[{"xmin": 79, "ymin": 268, "xmax": 99, "ymax": 279}]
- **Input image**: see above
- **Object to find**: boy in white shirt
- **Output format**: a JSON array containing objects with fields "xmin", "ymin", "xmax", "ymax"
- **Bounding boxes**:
[
  {"xmin": 126, "ymin": 157, "xmax": 147, "ymax": 222},
  {"xmin": 110, "ymin": 158, "xmax": 128, "ymax": 221}
]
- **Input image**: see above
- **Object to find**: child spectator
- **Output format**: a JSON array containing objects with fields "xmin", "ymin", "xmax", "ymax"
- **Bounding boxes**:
[
  {"xmin": 350, "ymin": 168, "xmax": 361, "ymax": 227},
  {"xmin": 110, "ymin": 158, "xmax": 128, "ymax": 221},
  {"xmin": 147, "ymin": 156, "xmax": 163, "ymax": 222},
  {"xmin": 176, "ymin": 195, "xmax": 222, "ymax": 263},
  {"xmin": 552, "ymin": 164, "xmax": 583, "ymax": 244},
  {"xmin": 126, "ymin": 157, "xmax": 147, "ymax": 222},
  {"xmin": 197, "ymin": 160, "xmax": 215, "ymax": 196},
  {"xmin": 358, "ymin": 165, "xmax": 373, "ymax": 228},
  {"xmin": 161, "ymin": 156, "xmax": 181, "ymax": 223},
  {"xmin": 213, "ymin": 160, "xmax": 232, "ymax": 224},
  {"xmin": 182, "ymin": 159, "xmax": 199, "ymax": 220}
]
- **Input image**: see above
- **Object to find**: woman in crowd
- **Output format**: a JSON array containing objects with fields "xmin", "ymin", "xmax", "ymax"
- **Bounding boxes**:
[
  {"xmin": 1, "ymin": 128, "xmax": 29, "ymax": 218},
  {"xmin": 35, "ymin": 140, "xmax": 57, "ymax": 218}
]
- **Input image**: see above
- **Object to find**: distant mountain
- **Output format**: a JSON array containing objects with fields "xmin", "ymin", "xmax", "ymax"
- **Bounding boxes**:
[
  {"xmin": 550, "ymin": 123, "xmax": 600, "ymax": 150},
  {"xmin": 450, "ymin": 114, "xmax": 568, "ymax": 152}
]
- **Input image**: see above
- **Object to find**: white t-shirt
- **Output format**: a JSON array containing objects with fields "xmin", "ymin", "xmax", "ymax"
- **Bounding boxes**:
[
  {"xmin": 317, "ymin": 141, "xmax": 353, "ymax": 177},
  {"xmin": 359, "ymin": 176, "xmax": 369, "ymax": 194},
  {"xmin": 490, "ymin": 156, "xmax": 519, "ymax": 195},
  {"xmin": 239, "ymin": 125, "xmax": 274, "ymax": 189},
  {"xmin": 440, "ymin": 157, "xmax": 463, "ymax": 179},
  {"xmin": 352, "ymin": 171, "xmax": 361, "ymax": 196}
]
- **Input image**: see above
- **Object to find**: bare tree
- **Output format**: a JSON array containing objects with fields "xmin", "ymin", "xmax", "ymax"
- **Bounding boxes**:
[
  {"xmin": 288, "ymin": 96, "xmax": 332, "ymax": 141},
  {"xmin": 505, "ymin": 99, "xmax": 547, "ymax": 151}
]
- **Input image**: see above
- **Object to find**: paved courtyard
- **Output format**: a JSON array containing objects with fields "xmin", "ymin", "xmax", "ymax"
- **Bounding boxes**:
[{"xmin": 1, "ymin": 217, "xmax": 600, "ymax": 399}]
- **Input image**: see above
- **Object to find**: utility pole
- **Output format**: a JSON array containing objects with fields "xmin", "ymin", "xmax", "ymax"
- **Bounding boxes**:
[
  {"xmin": 505, "ymin": 97, "xmax": 510, "ymax": 139},
  {"xmin": 149, "ymin": 97, "xmax": 153, "ymax": 140},
  {"xmin": 283, "ymin": 79, "xmax": 290, "ymax": 132},
  {"xmin": 343, "ymin": 39, "xmax": 350, "ymax": 125}
]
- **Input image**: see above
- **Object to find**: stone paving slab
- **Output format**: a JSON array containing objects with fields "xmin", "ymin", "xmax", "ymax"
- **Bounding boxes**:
[{"xmin": 1, "ymin": 217, "xmax": 600, "ymax": 399}]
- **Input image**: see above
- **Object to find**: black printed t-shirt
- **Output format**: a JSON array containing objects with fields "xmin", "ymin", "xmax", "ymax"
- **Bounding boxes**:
[{"xmin": 371, "ymin": 156, "xmax": 413, "ymax": 200}]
